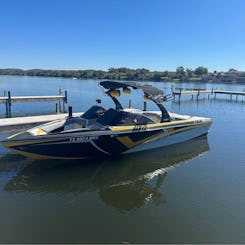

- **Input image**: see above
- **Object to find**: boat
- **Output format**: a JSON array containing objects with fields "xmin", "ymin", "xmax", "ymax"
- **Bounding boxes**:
[{"xmin": 1, "ymin": 80, "xmax": 212, "ymax": 159}]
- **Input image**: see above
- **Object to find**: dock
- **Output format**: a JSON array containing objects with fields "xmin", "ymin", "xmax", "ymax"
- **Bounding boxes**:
[
  {"xmin": 173, "ymin": 89, "xmax": 245, "ymax": 101},
  {"xmin": 0, "ymin": 112, "xmax": 82, "ymax": 133},
  {"xmin": 0, "ymin": 90, "xmax": 68, "ymax": 117}
]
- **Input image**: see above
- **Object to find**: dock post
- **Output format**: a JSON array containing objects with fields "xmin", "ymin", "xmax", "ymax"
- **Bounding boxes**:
[
  {"xmin": 143, "ymin": 101, "xmax": 147, "ymax": 111},
  {"xmin": 55, "ymin": 103, "xmax": 60, "ymax": 114},
  {"xmin": 68, "ymin": 106, "xmax": 73, "ymax": 118},
  {"xmin": 179, "ymin": 88, "xmax": 182, "ymax": 101},
  {"xmin": 230, "ymin": 94, "xmax": 232, "ymax": 101},
  {"xmin": 171, "ymin": 85, "xmax": 174, "ymax": 94},
  {"xmin": 58, "ymin": 88, "xmax": 62, "ymax": 113},
  {"xmin": 64, "ymin": 90, "xmax": 67, "ymax": 103},
  {"xmin": 63, "ymin": 90, "xmax": 68, "ymax": 112},
  {"xmin": 4, "ymin": 90, "xmax": 7, "ymax": 117},
  {"xmin": 5, "ymin": 91, "xmax": 12, "ymax": 118},
  {"xmin": 236, "ymin": 94, "xmax": 238, "ymax": 102},
  {"xmin": 5, "ymin": 102, "xmax": 9, "ymax": 117},
  {"xmin": 129, "ymin": 99, "xmax": 132, "ymax": 108},
  {"xmin": 197, "ymin": 90, "xmax": 200, "ymax": 101}
]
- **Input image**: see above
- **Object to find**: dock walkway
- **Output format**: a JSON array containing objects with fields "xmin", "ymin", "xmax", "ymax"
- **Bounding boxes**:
[
  {"xmin": 173, "ymin": 89, "xmax": 245, "ymax": 101},
  {"xmin": 0, "ymin": 95, "xmax": 66, "ymax": 103},
  {"xmin": 0, "ymin": 112, "xmax": 82, "ymax": 133},
  {"xmin": 0, "ymin": 90, "xmax": 68, "ymax": 117}
]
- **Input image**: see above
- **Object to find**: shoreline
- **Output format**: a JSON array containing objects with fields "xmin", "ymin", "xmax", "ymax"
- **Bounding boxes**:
[{"xmin": 1, "ymin": 73, "xmax": 245, "ymax": 85}]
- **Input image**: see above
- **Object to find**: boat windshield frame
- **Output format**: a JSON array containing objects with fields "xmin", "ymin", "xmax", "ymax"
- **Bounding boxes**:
[{"xmin": 99, "ymin": 80, "xmax": 171, "ymax": 122}]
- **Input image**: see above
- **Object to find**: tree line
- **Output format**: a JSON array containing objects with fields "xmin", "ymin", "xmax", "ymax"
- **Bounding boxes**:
[{"xmin": 0, "ymin": 67, "xmax": 244, "ymax": 82}]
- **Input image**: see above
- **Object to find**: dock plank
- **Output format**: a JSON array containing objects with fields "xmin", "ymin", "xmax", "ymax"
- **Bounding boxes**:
[
  {"xmin": 214, "ymin": 90, "xmax": 245, "ymax": 95},
  {"xmin": 173, "ymin": 90, "xmax": 213, "ymax": 95},
  {"xmin": 0, "ymin": 95, "xmax": 65, "ymax": 103}
]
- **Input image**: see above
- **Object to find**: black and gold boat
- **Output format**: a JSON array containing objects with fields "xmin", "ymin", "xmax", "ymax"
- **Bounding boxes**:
[{"xmin": 1, "ymin": 81, "xmax": 212, "ymax": 159}]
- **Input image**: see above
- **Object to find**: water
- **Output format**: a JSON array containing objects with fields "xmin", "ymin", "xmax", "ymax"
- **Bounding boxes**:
[{"xmin": 0, "ymin": 75, "xmax": 245, "ymax": 243}]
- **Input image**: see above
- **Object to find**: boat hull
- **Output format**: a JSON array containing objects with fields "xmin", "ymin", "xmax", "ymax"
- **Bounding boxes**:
[{"xmin": 2, "ymin": 118, "xmax": 212, "ymax": 159}]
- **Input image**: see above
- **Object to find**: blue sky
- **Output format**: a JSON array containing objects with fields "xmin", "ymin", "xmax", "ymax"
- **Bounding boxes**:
[{"xmin": 0, "ymin": 0, "xmax": 245, "ymax": 71}]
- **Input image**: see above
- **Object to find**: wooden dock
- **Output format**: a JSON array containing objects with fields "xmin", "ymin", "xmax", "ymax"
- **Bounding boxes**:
[
  {"xmin": 0, "ymin": 90, "xmax": 68, "ymax": 117},
  {"xmin": 173, "ymin": 89, "xmax": 245, "ymax": 101},
  {"xmin": 0, "ymin": 112, "xmax": 82, "ymax": 133},
  {"xmin": 0, "ymin": 95, "xmax": 66, "ymax": 103}
]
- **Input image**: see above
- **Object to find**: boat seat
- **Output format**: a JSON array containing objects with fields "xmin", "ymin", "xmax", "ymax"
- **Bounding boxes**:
[
  {"xmin": 142, "ymin": 112, "xmax": 161, "ymax": 123},
  {"xmin": 81, "ymin": 105, "xmax": 106, "ymax": 119},
  {"xmin": 117, "ymin": 111, "xmax": 154, "ymax": 125},
  {"xmin": 96, "ymin": 108, "xmax": 122, "ymax": 126}
]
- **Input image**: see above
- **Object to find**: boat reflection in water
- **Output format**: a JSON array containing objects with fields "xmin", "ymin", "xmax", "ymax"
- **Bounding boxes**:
[{"xmin": 4, "ymin": 136, "xmax": 209, "ymax": 211}]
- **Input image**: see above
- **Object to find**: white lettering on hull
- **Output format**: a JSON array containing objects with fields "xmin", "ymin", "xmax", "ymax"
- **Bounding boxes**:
[{"xmin": 69, "ymin": 136, "xmax": 99, "ymax": 143}]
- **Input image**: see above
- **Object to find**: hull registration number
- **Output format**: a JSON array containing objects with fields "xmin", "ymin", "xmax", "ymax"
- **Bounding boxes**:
[{"xmin": 69, "ymin": 136, "xmax": 99, "ymax": 143}]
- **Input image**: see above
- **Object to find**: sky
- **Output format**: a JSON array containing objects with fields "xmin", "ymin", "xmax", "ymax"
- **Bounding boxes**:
[{"xmin": 0, "ymin": 0, "xmax": 245, "ymax": 72}]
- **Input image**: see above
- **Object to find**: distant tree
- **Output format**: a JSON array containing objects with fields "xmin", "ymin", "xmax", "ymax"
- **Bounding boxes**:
[
  {"xmin": 163, "ymin": 70, "xmax": 169, "ymax": 77},
  {"xmin": 227, "ymin": 68, "xmax": 238, "ymax": 74},
  {"xmin": 152, "ymin": 73, "xmax": 162, "ymax": 81},
  {"xmin": 216, "ymin": 72, "xmax": 221, "ymax": 78},
  {"xmin": 186, "ymin": 68, "xmax": 193, "ymax": 78},
  {"xmin": 194, "ymin": 66, "xmax": 208, "ymax": 76},
  {"xmin": 176, "ymin": 66, "xmax": 185, "ymax": 79}
]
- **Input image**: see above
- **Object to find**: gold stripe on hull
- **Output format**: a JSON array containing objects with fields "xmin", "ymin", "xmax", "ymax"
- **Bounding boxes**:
[
  {"xmin": 109, "ymin": 118, "xmax": 211, "ymax": 132},
  {"xmin": 116, "ymin": 132, "xmax": 163, "ymax": 149}
]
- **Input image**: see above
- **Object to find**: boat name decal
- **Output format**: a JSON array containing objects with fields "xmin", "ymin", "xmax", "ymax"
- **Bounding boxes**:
[{"xmin": 69, "ymin": 136, "xmax": 99, "ymax": 143}]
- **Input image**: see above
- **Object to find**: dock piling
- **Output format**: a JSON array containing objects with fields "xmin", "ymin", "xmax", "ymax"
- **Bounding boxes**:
[
  {"xmin": 58, "ymin": 88, "xmax": 62, "ymax": 113},
  {"xmin": 68, "ymin": 106, "xmax": 73, "ymax": 118},
  {"xmin": 179, "ymin": 88, "xmax": 182, "ymax": 101},
  {"xmin": 63, "ymin": 90, "xmax": 68, "ymax": 112},
  {"xmin": 5, "ymin": 91, "xmax": 12, "ymax": 117},
  {"xmin": 129, "ymin": 99, "xmax": 132, "ymax": 108},
  {"xmin": 143, "ymin": 101, "xmax": 147, "ymax": 111}
]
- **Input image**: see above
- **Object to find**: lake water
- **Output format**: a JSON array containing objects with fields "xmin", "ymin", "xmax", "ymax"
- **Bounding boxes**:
[{"xmin": 0, "ymin": 75, "xmax": 245, "ymax": 243}]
